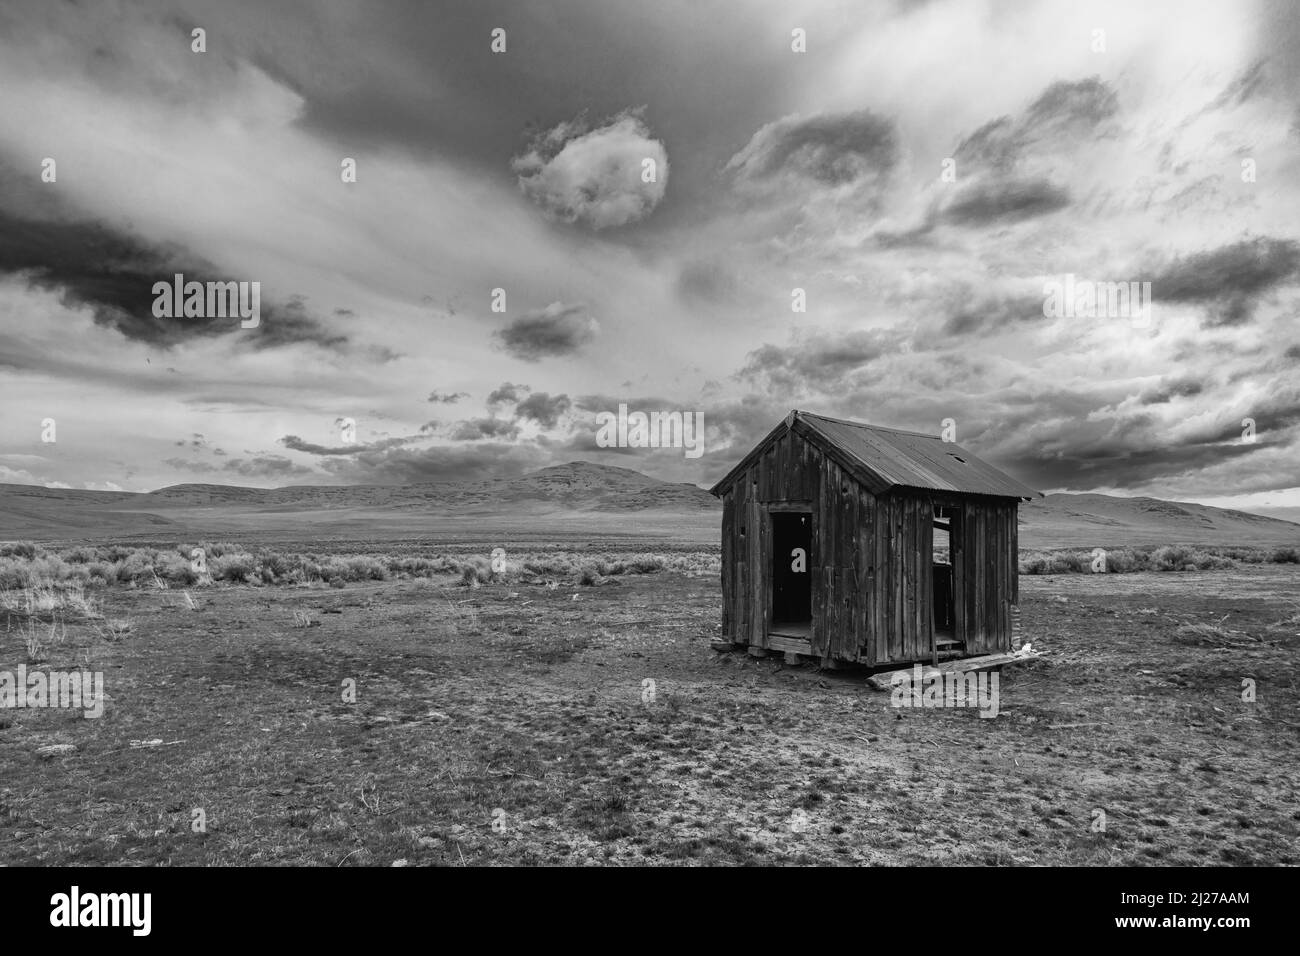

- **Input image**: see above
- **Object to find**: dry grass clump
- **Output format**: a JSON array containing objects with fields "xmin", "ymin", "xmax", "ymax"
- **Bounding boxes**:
[{"xmin": 1017, "ymin": 544, "xmax": 1267, "ymax": 574}]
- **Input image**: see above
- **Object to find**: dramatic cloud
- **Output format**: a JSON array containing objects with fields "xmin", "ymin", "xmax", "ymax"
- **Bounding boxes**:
[
  {"xmin": 0, "ymin": 1, "xmax": 1296, "ymax": 515},
  {"xmin": 278, "ymin": 434, "xmax": 422, "ymax": 456},
  {"xmin": 0, "ymin": 211, "xmax": 362, "ymax": 355},
  {"xmin": 738, "ymin": 329, "xmax": 902, "ymax": 392},
  {"xmin": 0, "ymin": 211, "xmax": 231, "ymax": 346},
  {"xmin": 1140, "ymin": 379, "xmax": 1205, "ymax": 405},
  {"xmin": 940, "ymin": 288, "xmax": 1050, "ymax": 336},
  {"xmin": 514, "ymin": 392, "xmax": 572, "ymax": 428},
  {"xmin": 941, "ymin": 178, "xmax": 1071, "ymax": 226},
  {"xmin": 512, "ymin": 109, "xmax": 669, "ymax": 229},
  {"xmin": 487, "ymin": 382, "xmax": 530, "ymax": 406},
  {"xmin": 493, "ymin": 303, "xmax": 599, "ymax": 362},
  {"xmin": 1151, "ymin": 237, "xmax": 1300, "ymax": 326},
  {"xmin": 726, "ymin": 109, "xmax": 897, "ymax": 191},
  {"xmin": 447, "ymin": 417, "xmax": 521, "ymax": 441},
  {"xmin": 954, "ymin": 77, "xmax": 1120, "ymax": 175}
]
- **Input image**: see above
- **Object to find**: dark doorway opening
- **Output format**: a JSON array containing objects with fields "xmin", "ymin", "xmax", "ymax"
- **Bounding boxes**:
[
  {"xmin": 932, "ymin": 505, "xmax": 961, "ymax": 657},
  {"xmin": 771, "ymin": 512, "xmax": 811, "ymax": 632}
]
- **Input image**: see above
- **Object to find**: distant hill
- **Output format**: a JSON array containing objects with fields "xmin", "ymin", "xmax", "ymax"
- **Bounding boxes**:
[
  {"xmin": 1019, "ymin": 493, "xmax": 1300, "ymax": 548},
  {"xmin": 126, "ymin": 462, "xmax": 716, "ymax": 512},
  {"xmin": 0, "ymin": 461, "xmax": 719, "ymax": 540},
  {"xmin": 0, "ymin": 463, "xmax": 1297, "ymax": 548}
]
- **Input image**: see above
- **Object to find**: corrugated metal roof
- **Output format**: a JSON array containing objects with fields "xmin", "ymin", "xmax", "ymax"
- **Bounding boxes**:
[{"xmin": 710, "ymin": 410, "xmax": 1042, "ymax": 499}]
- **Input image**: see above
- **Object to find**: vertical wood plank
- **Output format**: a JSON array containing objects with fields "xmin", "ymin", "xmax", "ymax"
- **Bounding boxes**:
[
  {"xmin": 721, "ymin": 491, "xmax": 733, "ymax": 640},
  {"xmin": 1012, "ymin": 503, "xmax": 1020, "ymax": 606},
  {"xmin": 743, "ymin": 476, "xmax": 754, "ymax": 647},
  {"xmin": 754, "ymin": 476, "xmax": 763, "ymax": 647},
  {"xmin": 843, "ymin": 479, "xmax": 858, "ymax": 660},
  {"xmin": 858, "ymin": 486, "xmax": 872, "ymax": 661},
  {"xmin": 824, "ymin": 460, "xmax": 836, "ymax": 658}
]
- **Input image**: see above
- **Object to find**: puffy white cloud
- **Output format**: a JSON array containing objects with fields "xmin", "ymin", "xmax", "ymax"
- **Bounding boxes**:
[{"xmin": 512, "ymin": 110, "xmax": 668, "ymax": 229}]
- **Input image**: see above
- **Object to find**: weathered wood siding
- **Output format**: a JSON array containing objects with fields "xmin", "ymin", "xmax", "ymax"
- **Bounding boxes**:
[
  {"xmin": 716, "ymin": 426, "xmax": 1020, "ymax": 663},
  {"xmin": 951, "ymin": 496, "xmax": 1018, "ymax": 655},
  {"xmin": 864, "ymin": 492, "xmax": 933, "ymax": 665},
  {"xmin": 813, "ymin": 453, "xmax": 879, "ymax": 661}
]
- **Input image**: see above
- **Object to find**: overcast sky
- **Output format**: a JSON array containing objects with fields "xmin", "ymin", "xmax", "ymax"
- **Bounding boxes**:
[{"xmin": 1, "ymin": 0, "xmax": 1298, "ymax": 516}]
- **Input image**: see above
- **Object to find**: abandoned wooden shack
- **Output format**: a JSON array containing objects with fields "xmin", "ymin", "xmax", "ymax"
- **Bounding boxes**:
[{"xmin": 709, "ymin": 410, "xmax": 1042, "ymax": 667}]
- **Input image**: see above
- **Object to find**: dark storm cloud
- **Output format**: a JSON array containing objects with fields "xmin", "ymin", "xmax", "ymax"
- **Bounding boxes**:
[
  {"xmin": 940, "ymin": 379, "xmax": 1300, "ymax": 493},
  {"xmin": 493, "ymin": 303, "xmax": 598, "ymax": 362},
  {"xmin": 487, "ymin": 382, "xmax": 530, "ymax": 405},
  {"xmin": 0, "ymin": 211, "xmax": 230, "ymax": 345},
  {"xmin": 736, "ymin": 329, "xmax": 900, "ymax": 391},
  {"xmin": 941, "ymin": 178, "xmax": 1071, "ymax": 226},
  {"xmin": 427, "ymin": 390, "xmax": 469, "ymax": 404},
  {"xmin": 0, "ymin": 211, "xmax": 359, "ymax": 353},
  {"xmin": 727, "ymin": 109, "xmax": 898, "ymax": 189},
  {"xmin": 1151, "ymin": 237, "xmax": 1300, "ymax": 326},
  {"xmin": 248, "ymin": 296, "xmax": 353, "ymax": 352},
  {"xmin": 234, "ymin": 0, "xmax": 808, "ymax": 223},
  {"xmin": 514, "ymin": 392, "xmax": 571, "ymax": 428},
  {"xmin": 937, "ymin": 77, "xmax": 1118, "ymax": 229},
  {"xmin": 1004, "ymin": 427, "xmax": 1269, "ymax": 492}
]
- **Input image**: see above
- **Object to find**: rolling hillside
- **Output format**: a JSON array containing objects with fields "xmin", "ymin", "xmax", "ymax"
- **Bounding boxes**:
[
  {"xmin": 1019, "ymin": 493, "xmax": 1300, "ymax": 548},
  {"xmin": 0, "ymin": 463, "xmax": 1297, "ymax": 548}
]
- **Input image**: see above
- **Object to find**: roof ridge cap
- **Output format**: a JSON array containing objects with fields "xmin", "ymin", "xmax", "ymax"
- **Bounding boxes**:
[{"xmin": 799, "ymin": 411, "xmax": 937, "ymax": 440}]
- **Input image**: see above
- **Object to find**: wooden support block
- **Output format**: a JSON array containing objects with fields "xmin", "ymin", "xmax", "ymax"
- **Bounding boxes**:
[
  {"xmin": 866, "ymin": 650, "xmax": 1043, "ymax": 691},
  {"xmin": 747, "ymin": 646, "xmax": 768, "ymax": 658},
  {"xmin": 767, "ymin": 633, "xmax": 813, "ymax": 655}
]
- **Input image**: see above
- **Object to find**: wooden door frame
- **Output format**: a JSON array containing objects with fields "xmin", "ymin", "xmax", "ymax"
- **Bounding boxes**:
[
  {"xmin": 932, "ymin": 499, "xmax": 965, "ymax": 663},
  {"xmin": 763, "ymin": 501, "xmax": 813, "ymax": 649}
]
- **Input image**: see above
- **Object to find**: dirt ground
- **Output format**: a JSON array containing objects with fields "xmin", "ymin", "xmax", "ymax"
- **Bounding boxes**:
[{"xmin": 2, "ymin": 565, "xmax": 1297, "ymax": 865}]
